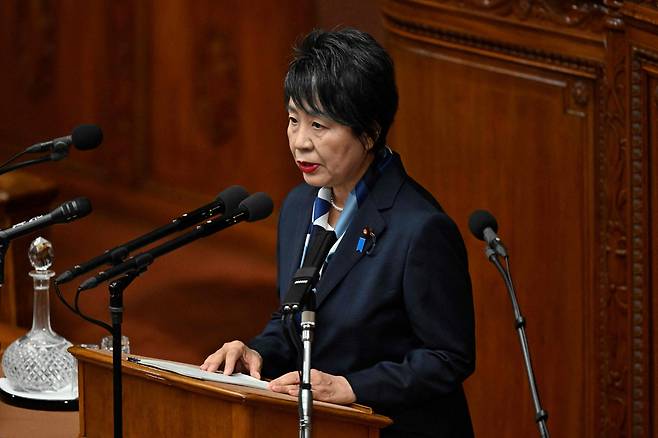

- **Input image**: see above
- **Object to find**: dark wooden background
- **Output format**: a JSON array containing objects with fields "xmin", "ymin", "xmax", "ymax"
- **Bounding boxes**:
[{"xmin": 0, "ymin": 1, "xmax": 656, "ymax": 437}]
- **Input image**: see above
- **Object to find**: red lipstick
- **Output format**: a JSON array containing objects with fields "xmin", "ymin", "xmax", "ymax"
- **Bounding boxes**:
[{"xmin": 297, "ymin": 161, "xmax": 319, "ymax": 174}]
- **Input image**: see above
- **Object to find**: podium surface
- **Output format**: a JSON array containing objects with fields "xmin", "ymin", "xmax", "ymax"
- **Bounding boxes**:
[{"xmin": 71, "ymin": 346, "xmax": 391, "ymax": 437}]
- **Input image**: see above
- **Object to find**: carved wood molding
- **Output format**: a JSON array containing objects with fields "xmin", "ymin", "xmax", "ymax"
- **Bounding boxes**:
[
  {"xmin": 597, "ymin": 36, "xmax": 656, "ymax": 438},
  {"xmin": 627, "ymin": 45, "xmax": 657, "ymax": 438},
  {"xmin": 424, "ymin": 0, "xmax": 608, "ymax": 31},
  {"xmin": 383, "ymin": 12, "xmax": 601, "ymax": 76},
  {"xmin": 566, "ymin": 79, "xmax": 592, "ymax": 116},
  {"xmin": 626, "ymin": 0, "xmax": 658, "ymax": 8},
  {"xmin": 598, "ymin": 28, "xmax": 628, "ymax": 438}
]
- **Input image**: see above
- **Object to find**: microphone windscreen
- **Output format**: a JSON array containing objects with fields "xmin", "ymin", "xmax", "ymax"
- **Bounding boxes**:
[
  {"xmin": 468, "ymin": 209, "xmax": 498, "ymax": 241},
  {"xmin": 240, "ymin": 192, "xmax": 273, "ymax": 222},
  {"xmin": 71, "ymin": 125, "xmax": 103, "ymax": 150},
  {"xmin": 216, "ymin": 185, "xmax": 249, "ymax": 214}
]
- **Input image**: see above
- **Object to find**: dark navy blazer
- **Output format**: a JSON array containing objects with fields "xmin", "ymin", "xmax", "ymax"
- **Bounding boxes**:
[{"xmin": 249, "ymin": 153, "xmax": 475, "ymax": 437}]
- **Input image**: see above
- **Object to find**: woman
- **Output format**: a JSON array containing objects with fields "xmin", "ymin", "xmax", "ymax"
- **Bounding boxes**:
[{"xmin": 202, "ymin": 28, "xmax": 475, "ymax": 437}]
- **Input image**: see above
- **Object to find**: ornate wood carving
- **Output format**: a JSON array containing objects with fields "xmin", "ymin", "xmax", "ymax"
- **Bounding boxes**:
[
  {"xmin": 566, "ymin": 79, "xmax": 592, "ymax": 116},
  {"xmin": 571, "ymin": 80, "xmax": 591, "ymax": 106},
  {"xmin": 603, "ymin": 0, "xmax": 625, "ymax": 27},
  {"xmin": 627, "ymin": 0, "xmax": 658, "ymax": 8},
  {"xmin": 597, "ymin": 41, "xmax": 657, "ymax": 438},
  {"xmin": 383, "ymin": 13, "xmax": 600, "ymax": 76},
  {"xmin": 597, "ymin": 22, "xmax": 638, "ymax": 438},
  {"xmin": 421, "ymin": 0, "xmax": 607, "ymax": 30},
  {"xmin": 627, "ymin": 46, "xmax": 657, "ymax": 438}
]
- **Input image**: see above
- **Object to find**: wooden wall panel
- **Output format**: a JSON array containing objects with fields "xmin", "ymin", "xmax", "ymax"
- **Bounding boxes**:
[
  {"xmin": 148, "ymin": 0, "xmax": 306, "ymax": 204},
  {"xmin": 389, "ymin": 34, "xmax": 594, "ymax": 438},
  {"xmin": 382, "ymin": 1, "xmax": 658, "ymax": 437},
  {"xmin": 0, "ymin": 1, "xmax": 143, "ymax": 182},
  {"xmin": 0, "ymin": 0, "xmax": 313, "ymax": 365},
  {"xmin": 0, "ymin": 0, "xmax": 310, "ymax": 203}
]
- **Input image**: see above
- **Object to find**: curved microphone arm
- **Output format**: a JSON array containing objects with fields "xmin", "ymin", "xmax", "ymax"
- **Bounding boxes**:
[
  {"xmin": 0, "ymin": 154, "xmax": 65, "ymax": 177},
  {"xmin": 485, "ymin": 248, "xmax": 550, "ymax": 438}
]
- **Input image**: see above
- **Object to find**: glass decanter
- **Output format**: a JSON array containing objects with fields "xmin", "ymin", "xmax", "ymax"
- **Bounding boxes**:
[{"xmin": 1, "ymin": 237, "xmax": 76, "ymax": 392}]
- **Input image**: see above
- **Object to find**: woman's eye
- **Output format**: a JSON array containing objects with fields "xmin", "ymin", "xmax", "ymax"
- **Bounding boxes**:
[
  {"xmin": 312, "ymin": 121, "xmax": 325, "ymax": 129},
  {"xmin": 288, "ymin": 116, "xmax": 298, "ymax": 125}
]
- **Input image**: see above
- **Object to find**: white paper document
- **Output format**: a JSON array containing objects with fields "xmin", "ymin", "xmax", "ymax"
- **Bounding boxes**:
[{"xmin": 130, "ymin": 357, "xmax": 268, "ymax": 390}]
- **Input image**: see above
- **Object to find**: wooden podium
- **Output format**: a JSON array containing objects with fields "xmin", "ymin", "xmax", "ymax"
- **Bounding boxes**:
[{"xmin": 70, "ymin": 347, "xmax": 391, "ymax": 438}]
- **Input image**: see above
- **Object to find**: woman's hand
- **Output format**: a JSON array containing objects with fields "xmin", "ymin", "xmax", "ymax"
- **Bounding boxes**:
[
  {"xmin": 268, "ymin": 369, "xmax": 356, "ymax": 404},
  {"xmin": 200, "ymin": 340, "xmax": 262, "ymax": 379}
]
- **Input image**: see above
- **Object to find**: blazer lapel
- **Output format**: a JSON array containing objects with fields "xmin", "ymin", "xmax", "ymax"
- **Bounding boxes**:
[
  {"xmin": 314, "ymin": 197, "xmax": 386, "ymax": 308},
  {"xmin": 314, "ymin": 152, "xmax": 406, "ymax": 308}
]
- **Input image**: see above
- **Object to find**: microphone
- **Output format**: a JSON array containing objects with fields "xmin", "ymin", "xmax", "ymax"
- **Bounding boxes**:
[
  {"xmin": 55, "ymin": 185, "xmax": 249, "ymax": 284},
  {"xmin": 25, "ymin": 125, "xmax": 103, "ymax": 154},
  {"xmin": 282, "ymin": 227, "xmax": 337, "ymax": 313},
  {"xmin": 77, "ymin": 192, "xmax": 273, "ymax": 291},
  {"xmin": 0, "ymin": 197, "xmax": 92, "ymax": 242},
  {"xmin": 468, "ymin": 209, "xmax": 508, "ymax": 257},
  {"xmin": 467, "ymin": 209, "xmax": 550, "ymax": 437}
]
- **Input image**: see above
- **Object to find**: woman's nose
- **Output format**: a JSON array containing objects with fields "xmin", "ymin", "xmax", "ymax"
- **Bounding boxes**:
[{"xmin": 291, "ymin": 127, "xmax": 313, "ymax": 150}]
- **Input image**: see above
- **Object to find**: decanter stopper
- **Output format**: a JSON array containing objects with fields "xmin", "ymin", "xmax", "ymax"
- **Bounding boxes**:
[
  {"xmin": 29, "ymin": 236, "xmax": 54, "ymax": 271},
  {"xmin": 1, "ymin": 236, "xmax": 76, "ymax": 392}
]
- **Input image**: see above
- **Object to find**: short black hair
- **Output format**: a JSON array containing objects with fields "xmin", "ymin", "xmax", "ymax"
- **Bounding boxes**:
[{"xmin": 284, "ymin": 28, "xmax": 398, "ymax": 151}]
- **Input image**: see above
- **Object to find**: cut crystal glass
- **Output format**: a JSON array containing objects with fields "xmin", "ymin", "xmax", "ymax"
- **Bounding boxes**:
[{"xmin": 1, "ymin": 237, "xmax": 76, "ymax": 392}]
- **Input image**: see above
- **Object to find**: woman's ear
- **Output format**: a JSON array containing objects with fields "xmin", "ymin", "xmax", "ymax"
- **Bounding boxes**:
[
  {"xmin": 361, "ymin": 125, "xmax": 380, "ymax": 152},
  {"xmin": 362, "ymin": 135, "xmax": 375, "ymax": 152}
]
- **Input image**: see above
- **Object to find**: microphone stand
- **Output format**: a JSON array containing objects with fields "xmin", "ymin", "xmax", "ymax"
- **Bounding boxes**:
[
  {"xmin": 281, "ymin": 229, "xmax": 335, "ymax": 438},
  {"xmin": 79, "ymin": 210, "xmax": 251, "ymax": 437},
  {"xmin": 106, "ymin": 269, "xmax": 143, "ymax": 438},
  {"xmin": 299, "ymin": 293, "xmax": 316, "ymax": 438},
  {"xmin": 281, "ymin": 267, "xmax": 323, "ymax": 438},
  {"xmin": 485, "ymin": 247, "xmax": 549, "ymax": 438}
]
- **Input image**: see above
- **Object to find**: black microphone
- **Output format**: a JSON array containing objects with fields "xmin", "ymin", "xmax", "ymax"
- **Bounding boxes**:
[
  {"xmin": 25, "ymin": 125, "xmax": 103, "ymax": 154},
  {"xmin": 55, "ymin": 185, "xmax": 249, "ymax": 285},
  {"xmin": 468, "ymin": 209, "xmax": 508, "ymax": 257},
  {"xmin": 467, "ymin": 209, "xmax": 550, "ymax": 437},
  {"xmin": 77, "ymin": 192, "xmax": 273, "ymax": 291},
  {"xmin": 0, "ymin": 197, "xmax": 92, "ymax": 242},
  {"xmin": 282, "ymin": 227, "xmax": 337, "ymax": 313}
]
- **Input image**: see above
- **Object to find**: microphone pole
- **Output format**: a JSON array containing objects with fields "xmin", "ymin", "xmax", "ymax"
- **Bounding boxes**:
[
  {"xmin": 299, "ymin": 294, "xmax": 315, "ymax": 438},
  {"xmin": 281, "ymin": 228, "xmax": 336, "ymax": 438},
  {"xmin": 469, "ymin": 210, "xmax": 549, "ymax": 438}
]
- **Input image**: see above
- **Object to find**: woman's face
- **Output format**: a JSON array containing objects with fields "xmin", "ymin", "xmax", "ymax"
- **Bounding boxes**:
[{"xmin": 287, "ymin": 99, "xmax": 373, "ymax": 196}]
